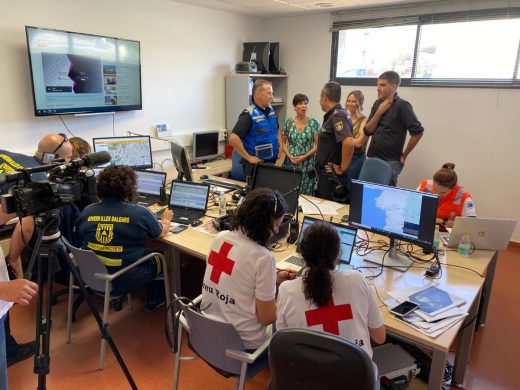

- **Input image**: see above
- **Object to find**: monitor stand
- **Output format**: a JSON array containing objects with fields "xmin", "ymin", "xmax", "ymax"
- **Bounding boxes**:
[{"xmin": 364, "ymin": 238, "xmax": 413, "ymax": 272}]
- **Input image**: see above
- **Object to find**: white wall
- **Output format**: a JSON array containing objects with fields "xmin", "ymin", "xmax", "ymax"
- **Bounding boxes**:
[
  {"xmin": 0, "ymin": 0, "xmax": 259, "ymax": 162},
  {"xmin": 261, "ymin": 13, "xmax": 520, "ymax": 242}
]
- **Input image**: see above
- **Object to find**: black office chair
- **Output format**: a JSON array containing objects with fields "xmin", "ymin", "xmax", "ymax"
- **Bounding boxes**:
[
  {"xmin": 358, "ymin": 157, "xmax": 393, "ymax": 186},
  {"xmin": 269, "ymin": 328, "xmax": 377, "ymax": 390}
]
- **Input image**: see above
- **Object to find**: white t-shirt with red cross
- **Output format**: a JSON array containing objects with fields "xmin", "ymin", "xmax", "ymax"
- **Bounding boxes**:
[
  {"xmin": 201, "ymin": 229, "xmax": 277, "ymax": 349},
  {"xmin": 276, "ymin": 269, "xmax": 384, "ymax": 361}
]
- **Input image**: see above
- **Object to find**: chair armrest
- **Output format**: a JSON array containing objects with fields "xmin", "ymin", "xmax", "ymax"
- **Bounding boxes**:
[
  {"xmin": 94, "ymin": 252, "xmax": 166, "ymax": 281},
  {"xmin": 225, "ymin": 337, "xmax": 270, "ymax": 364}
]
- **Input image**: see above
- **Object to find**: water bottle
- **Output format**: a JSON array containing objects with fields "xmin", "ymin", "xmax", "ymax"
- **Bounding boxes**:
[
  {"xmin": 458, "ymin": 230, "xmax": 471, "ymax": 257},
  {"xmin": 433, "ymin": 225, "xmax": 440, "ymax": 251},
  {"xmin": 218, "ymin": 191, "xmax": 227, "ymax": 216}
]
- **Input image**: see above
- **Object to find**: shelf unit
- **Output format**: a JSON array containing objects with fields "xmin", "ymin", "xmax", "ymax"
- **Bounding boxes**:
[{"xmin": 225, "ymin": 73, "xmax": 288, "ymax": 133}]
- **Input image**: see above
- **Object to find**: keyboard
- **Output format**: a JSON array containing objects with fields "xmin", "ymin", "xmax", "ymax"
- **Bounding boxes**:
[
  {"xmin": 285, "ymin": 254, "xmax": 305, "ymax": 267},
  {"xmin": 171, "ymin": 209, "xmax": 204, "ymax": 224},
  {"xmin": 201, "ymin": 178, "xmax": 243, "ymax": 191}
]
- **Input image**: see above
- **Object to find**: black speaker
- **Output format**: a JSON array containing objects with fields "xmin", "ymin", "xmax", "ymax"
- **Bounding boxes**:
[
  {"xmin": 158, "ymin": 186, "xmax": 168, "ymax": 206},
  {"xmin": 287, "ymin": 219, "xmax": 299, "ymax": 244},
  {"xmin": 269, "ymin": 42, "xmax": 280, "ymax": 73}
]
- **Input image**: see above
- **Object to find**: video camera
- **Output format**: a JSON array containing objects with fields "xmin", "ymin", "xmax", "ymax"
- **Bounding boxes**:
[{"xmin": 0, "ymin": 151, "xmax": 111, "ymax": 218}]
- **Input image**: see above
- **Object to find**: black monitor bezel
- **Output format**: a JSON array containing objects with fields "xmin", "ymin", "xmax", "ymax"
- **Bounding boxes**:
[
  {"xmin": 92, "ymin": 135, "xmax": 153, "ymax": 170},
  {"xmin": 251, "ymin": 163, "xmax": 303, "ymax": 217},
  {"xmin": 349, "ymin": 180, "xmax": 439, "ymax": 249},
  {"xmin": 192, "ymin": 131, "xmax": 220, "ymax": 161},
  {"xmin": 26, "ymin": 26, "xmax": 142, "ymax": 117}
]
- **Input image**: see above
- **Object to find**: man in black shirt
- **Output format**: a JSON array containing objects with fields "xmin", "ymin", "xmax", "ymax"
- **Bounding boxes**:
[{"xmin": 364, "ymin": 71, "xmax": 424, "ymax": 186}]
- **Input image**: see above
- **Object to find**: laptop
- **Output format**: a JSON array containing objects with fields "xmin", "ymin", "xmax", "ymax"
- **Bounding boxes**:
[
  {"xmin": 134, "ymin": 170, "xmax": 167, "ymax": 206},
  {"xmin": 166, "ymin": 180, "xmax": 210, "ymax": 225},
  {"xmin": 441, "ymin": 217, "xmax": 517, "ymax": 250},
  {"xmin": 277, "ymin": 216, "xmax": 358, "ymax": 272}
]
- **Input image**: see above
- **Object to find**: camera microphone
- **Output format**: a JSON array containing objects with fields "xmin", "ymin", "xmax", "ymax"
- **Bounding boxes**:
[
  {"xmin": 51, "ymin": 151, "xmax": 112, "ymax": 175},
  {"xmin": 82, "ymin": 151, "xmax": 112, "ymax": 168}
]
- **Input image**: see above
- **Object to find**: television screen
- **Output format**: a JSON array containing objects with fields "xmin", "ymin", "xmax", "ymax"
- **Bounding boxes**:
[
  {"xmin": 243, "ymin": 42, "xmax": 270, "ymax": 74},
  {"xmin": 192, "ymin": 131, "xmax": 220, "ymax": 161},
  {"xmin": 26, "ymin": 26, "xmax": 142, "ymax": 116},
  {"xmin": 92, "ymin": 136, "xmax": 152, "ymax": 169}
]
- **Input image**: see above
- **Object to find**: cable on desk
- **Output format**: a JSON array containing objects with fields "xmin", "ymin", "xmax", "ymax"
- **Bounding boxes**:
[{"xmin": 299, "ymin": 194, "xmax": 325, "ymax": 220}]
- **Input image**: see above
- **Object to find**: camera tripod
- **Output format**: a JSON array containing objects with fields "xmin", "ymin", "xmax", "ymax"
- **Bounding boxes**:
[{"xmin": 24, "ymin": 209, "xmax": 137, "ymax": 390}]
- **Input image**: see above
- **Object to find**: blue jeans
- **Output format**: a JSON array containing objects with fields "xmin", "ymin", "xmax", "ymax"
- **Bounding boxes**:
[
  {"xmin": 387, "ymin": 160, "xmax": 404, "ymax": 186},
  {"xmin": 0, "ymin": 314, "xmax": 7, "ymax": 390}
]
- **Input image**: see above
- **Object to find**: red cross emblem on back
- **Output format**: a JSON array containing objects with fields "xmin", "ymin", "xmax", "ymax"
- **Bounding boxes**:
[
  {"xmin": 305, "ymin": 297, "xmax": 353, "ymax": 335},
  {"xmin": 207, "ymin": 241, "xmax": 235, "ymax": 284}
]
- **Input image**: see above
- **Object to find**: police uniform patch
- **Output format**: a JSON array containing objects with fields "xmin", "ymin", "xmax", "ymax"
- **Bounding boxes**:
[
  {"xmin": 334, "ymin": 121, "xmax": 343, "ymax": 132},
  {"xmin": 96, "ymin": 223, "xmax": 114, "ymax": 244}
]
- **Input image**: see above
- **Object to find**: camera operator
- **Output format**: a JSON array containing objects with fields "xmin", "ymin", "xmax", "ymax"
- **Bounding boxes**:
[
  {"xmin": 0, "ymin": 247, "xmax": 38, "ymax": 388},
  {"xmin": 0, "ymin": 133, "xmax": 72, "ymax": 367}
]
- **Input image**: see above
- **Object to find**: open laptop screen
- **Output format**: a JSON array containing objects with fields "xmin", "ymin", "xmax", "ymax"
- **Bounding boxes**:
[
  {"xmin": 169, "ymin": 181, "xmax": 209, "ymax": 211},
  {"xmin": 299, "ymin": 216, "xmax": 357, "ymax": 264},
  {"xmin": 135, "ymin": 170, "xmax": 166, "ymax": 196}
]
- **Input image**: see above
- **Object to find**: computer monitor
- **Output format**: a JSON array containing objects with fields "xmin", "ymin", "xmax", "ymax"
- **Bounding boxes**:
[
  {"xmin": 170, "ymin": 141, "xmax": 193, "ymax": 182},
  {"xmin": 243, "ymin": 42, "xmax": 270, "ymax": 74},
  {"xmin": 192, "ymin": 131, "xmax": 220, "ymax": 162},
  {"xmin": 92, "ymin": 136, "xmax": 152, "ymax": 169},
  {"xmin": 349, "ymin": 180, "xmax": 439, "ymax": 270},
  {"xmin": 251, "ymin": 164, "xmax": 302, "ymax": 218}
]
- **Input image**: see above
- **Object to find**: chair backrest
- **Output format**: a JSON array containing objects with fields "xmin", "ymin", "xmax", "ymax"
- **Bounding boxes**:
[
  {"xmin": 230, "ymin": 150, "xmax": 246, "ymax": 182},
  {"xmin": 358, "ymin": 157, "xmax": 393, "ymax": 186},
  {"xmin": 63, "ymin": 240, "xmax": 112, "ymax": 294},
  {"xmin": 269, "ymin": 328, "xmax": 377, "ymax": 390},
  {"xmin": 184, "ymin": 307, "xmax": 246, "ymax": 375}
]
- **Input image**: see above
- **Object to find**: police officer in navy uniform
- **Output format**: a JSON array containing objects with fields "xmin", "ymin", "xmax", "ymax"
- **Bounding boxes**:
[
  {"xmin": 315, "ymin": 81, "xmax": 354, "ymax": 201},
  {"xmin": 229, "ymin": 79, "xmax": 280, "ymax": 182}
]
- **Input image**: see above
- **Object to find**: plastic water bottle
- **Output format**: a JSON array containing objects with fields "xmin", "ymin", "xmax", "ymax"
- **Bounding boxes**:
[
  {"xmin": 458, "ymin": 230, "xmax": 471, "ymax": 257},
  {"xmin": 218, "ymin": 191, "xmax": 227, "ymax": 216},
  {"xmin": 433, "ymin": 225, "xmax": 440, "ymax": 251}
]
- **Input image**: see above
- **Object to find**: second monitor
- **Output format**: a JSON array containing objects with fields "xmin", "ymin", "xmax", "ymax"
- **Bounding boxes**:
[
  {"xmin": 92, "ymin": 135, "xmax": 152, "ymax": 169},
  {"xmin": 192, "ymin": 131, "xmax": 221, "ymax": 162}
]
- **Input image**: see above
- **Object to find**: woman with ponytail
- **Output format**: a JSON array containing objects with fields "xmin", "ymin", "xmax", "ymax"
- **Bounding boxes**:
[{"xmin": 276, "ymin": 221, "xmax": 385, "ymax": 366}]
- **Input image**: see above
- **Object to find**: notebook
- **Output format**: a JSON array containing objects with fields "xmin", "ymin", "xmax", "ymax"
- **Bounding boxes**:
[
  {"xmin": 134, "ymin": 170, "xmax": 167, "ymax": 206},
  {"xmin": 277, "ymin": 216, "xmax": 358, "ymax": 272},
  {"xmin": 441, "ymin": 217, "xmax": 517, "ymax": 250},
  {"xmin": 167, "ymin": 180, "xmax": 210, "ymax": 225}
]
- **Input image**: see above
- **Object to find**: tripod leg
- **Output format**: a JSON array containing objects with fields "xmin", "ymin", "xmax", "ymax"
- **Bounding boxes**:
[{"xmin": 60, "ymin": 245, "xmax": 137, "ymax": 389}]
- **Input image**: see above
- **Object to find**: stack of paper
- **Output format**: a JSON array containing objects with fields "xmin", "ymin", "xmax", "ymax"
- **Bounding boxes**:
[{"xmin": 388, "ymin": 285, "xmax": 468, "ymax": 338}]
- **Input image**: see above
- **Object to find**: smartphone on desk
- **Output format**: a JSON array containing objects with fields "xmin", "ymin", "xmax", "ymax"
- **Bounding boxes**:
[
  {"xmin": 389, "ymin": 301, "xmax": 420, "ymax": 317},
  {"xmin": 170, "ymin": 224, "xmax": 188, "ymax": 234}
]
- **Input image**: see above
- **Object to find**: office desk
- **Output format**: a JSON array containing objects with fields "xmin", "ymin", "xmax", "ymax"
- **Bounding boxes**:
[{"xmin": 159, "ymin": 195, "xmax": 496, "ymax": 390}]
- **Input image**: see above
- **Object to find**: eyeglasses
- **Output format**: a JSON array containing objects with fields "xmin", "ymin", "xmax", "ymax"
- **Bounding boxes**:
[{"xmin": 52, "ymin": 133, "xmax": 69, "ymax": 154}]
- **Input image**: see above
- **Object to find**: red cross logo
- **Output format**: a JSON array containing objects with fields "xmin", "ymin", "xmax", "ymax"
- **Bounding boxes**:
[
  {"xmin": 207, "ymin": 241, "xmax": 235, "ymax": 284},
  {"xmin": 305, "ymin": 297, "xmax": 353, "ymax": 335}
]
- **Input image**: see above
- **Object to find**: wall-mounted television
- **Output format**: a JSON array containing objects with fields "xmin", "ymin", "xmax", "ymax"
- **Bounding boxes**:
[{"xmin": 25, "ymin": 26, "xmax": 142, "ymax": 116}]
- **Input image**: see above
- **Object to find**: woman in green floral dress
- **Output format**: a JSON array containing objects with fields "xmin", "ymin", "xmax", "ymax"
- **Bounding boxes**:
[{"xmin": 280, "ymin": 94, "xmax": 320, "ymax": 195}]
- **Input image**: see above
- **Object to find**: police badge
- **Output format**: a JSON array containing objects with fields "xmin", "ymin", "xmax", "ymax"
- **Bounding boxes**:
[{"xmin": 334, "ymin": 121, "xmax": 343, "ymax": 132}]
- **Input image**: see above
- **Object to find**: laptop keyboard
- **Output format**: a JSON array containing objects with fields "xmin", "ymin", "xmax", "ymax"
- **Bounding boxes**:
[
  {"xmin": 285, "ymin": 254, "xmax": 305, "ymax": 267},
  {"xmin": 171, "ymin": 209, "xmax": 203, "ymax": 223}
]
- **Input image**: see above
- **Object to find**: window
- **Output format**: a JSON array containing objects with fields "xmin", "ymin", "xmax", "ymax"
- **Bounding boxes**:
[{"xmin": 331, "ymin": 7, "xmax": 520, "ymax": 88}]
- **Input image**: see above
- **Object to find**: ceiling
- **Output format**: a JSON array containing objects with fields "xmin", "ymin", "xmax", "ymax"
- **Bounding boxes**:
[{"xmin": 173, "ymin": 0, "xmax": 427, "ymax": 17}]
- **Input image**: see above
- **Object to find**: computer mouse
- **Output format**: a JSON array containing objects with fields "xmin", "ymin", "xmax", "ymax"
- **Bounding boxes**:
[
  {"xmin": 191, "ymin": 219, "xmax": 203, "ymax": 227},
  {"xmin": 200, "ymin": 174, "xmax": 209, "ymax": 180}
]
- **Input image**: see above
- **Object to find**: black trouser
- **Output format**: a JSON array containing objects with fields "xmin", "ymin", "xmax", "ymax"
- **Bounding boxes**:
[{"xmin": 315, "ymin": 166, "xmax": 350, "ymax": 202}]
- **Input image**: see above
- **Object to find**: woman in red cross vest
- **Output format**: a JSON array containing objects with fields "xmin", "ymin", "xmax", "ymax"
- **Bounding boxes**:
[
  {"xmin": 276, "ymin": 221, "xmax": 386, "ymax": 374},
  {"xmin": 417, "ymin": 163, "xmax": 476, "ymax": 228}
]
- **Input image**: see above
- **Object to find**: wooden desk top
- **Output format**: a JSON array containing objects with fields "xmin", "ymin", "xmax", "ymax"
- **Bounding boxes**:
[{"xmin": 159, "ymin": 194, "xmax": 492, "ymax": 354}]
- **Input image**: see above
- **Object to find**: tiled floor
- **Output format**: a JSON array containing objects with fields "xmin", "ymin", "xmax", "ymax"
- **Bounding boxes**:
[{"xmin": 7, "ymin": 245, "xmax": 520, "ymax": 389}]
